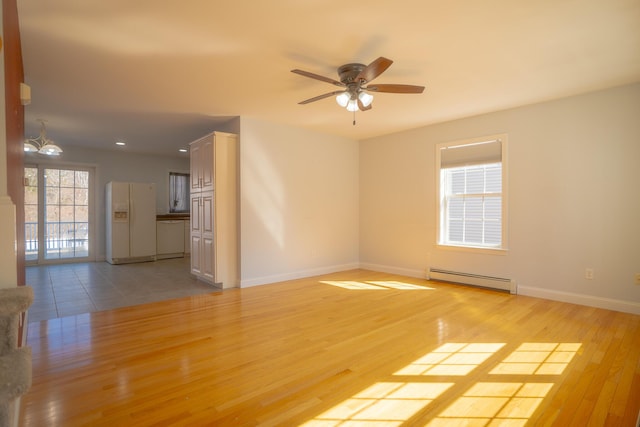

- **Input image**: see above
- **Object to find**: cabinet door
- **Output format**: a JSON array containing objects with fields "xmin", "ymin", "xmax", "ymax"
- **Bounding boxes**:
[
  {"xmin": 201, "ymin": 192, "xmax": 214, "ymax": 283},
  {"xmin": 201, "ymin": 137, "xmax": 214, "ymax": 192},
  {"xmin": 201, "ymin": 192, "xmax": 214, "ymax": 236},
  {"xmin": 189, "ymin": 193, "xmax": 202, "ymax": 277},
  {"xmin": 189, "ymin": 191, "xmax": 214, "ymax": 282},
  {"xmin": 202, "ymin": 236, "xmax": 214, "ymax": 283},
  {"xmin": 190, "ymin": 135, "xmax": 214, "ymax": 192},
  {"xmin": 190, "ymin": 194, "xmax": 201, "ymax": 234},
  {"xmin": 190, "ymin": 140, "xmax": 203, "ymax": 192},
  {"xmin": 190, "ymin": 234, "xmax": 202, "ymax": 276}
]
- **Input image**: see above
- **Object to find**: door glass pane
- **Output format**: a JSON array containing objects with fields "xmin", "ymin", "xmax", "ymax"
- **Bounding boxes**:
[
  {"xmin": 44, "ymin": 167, "xmax": 90, "ymax": 259},
  {"xmin": 60, "ymin": 169, "xmax": 75, "ymax": 186},
  {"xmin": 46, "ymin": 186, "xmax": 59, "ymax": 205},
  {"xmin": 24, "ymin": 167, "xmax": 38, "ymax": 261},
  {"xmin": 75, "ymin": 206, "xmax": 89, "ymax": 222},
  {"xmin": 60, "ymin": 187, "xmax": 74, "ymax": 204}
]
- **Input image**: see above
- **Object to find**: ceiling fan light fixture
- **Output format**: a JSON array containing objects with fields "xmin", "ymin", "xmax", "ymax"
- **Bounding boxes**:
[
  {"xmin": 346, "ymin": 99, "xmax": 359, "ymax": 112},
  {"xmin": 358, "ymin": 91, "xmax": 373, "ymax": 107},
  {"xmin": 336, "ymin": 92, "xmax": 350, "ymax": 107}
]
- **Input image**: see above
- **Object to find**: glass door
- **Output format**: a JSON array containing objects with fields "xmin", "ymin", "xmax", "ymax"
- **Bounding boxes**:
[
  {"xmin": 24, "ymin": 165, "xmax": 93, "ymax": 264},
  {"xmin": 24, "ymin": 167, "xmax": 38, "ymax": 262}
]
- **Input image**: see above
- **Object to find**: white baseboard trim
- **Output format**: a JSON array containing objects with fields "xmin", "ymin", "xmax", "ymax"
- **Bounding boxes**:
[
  {"xmin": 240, "ymin": 263, "xmax": 360, "ymax": 288},
  {"xmin": 240, "ymin": 264, "xmax": 640, "ymax": 315},
  {"xmin": 358, "ymin": 263, "xmax": 426, "ymax": 280},
  {"xmin": 518, "ymin": 285, "xmax": 640, "ymax": 315}
]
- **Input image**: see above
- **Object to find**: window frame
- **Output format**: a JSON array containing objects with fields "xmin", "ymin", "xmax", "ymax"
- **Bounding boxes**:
[{"xmin": 435, "ymin": 134, "xmax": 508, "ymax": 254}]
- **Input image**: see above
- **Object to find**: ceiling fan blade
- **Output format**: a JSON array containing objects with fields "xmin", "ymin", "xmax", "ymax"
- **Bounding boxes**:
[
  {"xmin": 357, "ymin": 98, "xmax": 372, "ymax": 111},
  {"xmin": 291, "ymin": 69, "xmax": 344, "ymax": 87},
  {"xmin": 298, "ymin": 90, "xmax": 345, "ymax": 105},
  {"xmin": 355, "ymin": 57, "xmax": 393, "ymax": 83},
  {"xmin": 367, "ymin": 84, "xmax": 425, "ymax": 94}
]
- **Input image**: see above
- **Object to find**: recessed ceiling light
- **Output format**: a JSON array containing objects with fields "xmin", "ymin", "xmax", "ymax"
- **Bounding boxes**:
[
  {"xmin": 115, "ymin": 141, "xmax": 125, "ymax": 146},
  {"xmin": 179, "ymin": 148, "xmax": 188, "ymax": 153}
]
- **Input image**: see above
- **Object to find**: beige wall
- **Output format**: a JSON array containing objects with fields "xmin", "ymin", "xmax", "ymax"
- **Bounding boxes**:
[
  {"xmin": 359, "ymin": 83, "xmax": 640, "ymax": 313},
  {"xmin": 239, "ymin": 117, "xmax": 360, "ymax": 286}
]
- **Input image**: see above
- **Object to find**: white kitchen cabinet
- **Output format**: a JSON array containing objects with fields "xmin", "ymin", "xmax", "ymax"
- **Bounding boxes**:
[
  {"xmin": 190, "ymin": 135, "xmax": 213, "ymax": 193},
  {"xmin": 156, "ymin": 220, "xmax": 185, "ymax": 259},
  {"xmin": 189, "ymin": 132, "xmax": 238, "ymax": 288}
]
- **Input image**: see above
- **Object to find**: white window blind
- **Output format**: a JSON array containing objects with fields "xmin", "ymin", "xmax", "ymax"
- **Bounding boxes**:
[{"xmin": 440, "ymin": 139, "xmax": 502, "ymax": 168}]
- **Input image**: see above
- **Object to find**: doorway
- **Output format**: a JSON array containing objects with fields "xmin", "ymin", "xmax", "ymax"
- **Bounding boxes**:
[{"xmin": 24, "ymin": 165, "xmax": 94, "ymax": 264}]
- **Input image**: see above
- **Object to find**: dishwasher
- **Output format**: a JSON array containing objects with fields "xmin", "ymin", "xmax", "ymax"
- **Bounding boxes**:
[{"xmin": 156, "ymin": 220, "xmax": 185, "ymax": 259}]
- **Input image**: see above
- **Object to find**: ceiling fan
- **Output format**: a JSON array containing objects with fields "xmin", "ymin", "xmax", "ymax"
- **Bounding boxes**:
[{"xmin": 291, "ymin": 57, "xmax": 425, "ymax": 113}]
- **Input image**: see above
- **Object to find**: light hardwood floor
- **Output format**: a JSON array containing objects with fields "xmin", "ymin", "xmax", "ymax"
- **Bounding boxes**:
[{"xmin": 20, "ymin": 270, "xmax": 640, "ymax": 426}]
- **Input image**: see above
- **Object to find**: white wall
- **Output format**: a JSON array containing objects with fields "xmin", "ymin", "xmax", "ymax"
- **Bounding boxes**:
[
  {"xmin": 360, "ymin": 83, "xmax": 640, "ymax": 313},
  {"xmin": 27, "ymin": 147, "xmax": 189, "ymax": 260},
  {"xmin": 239, "ymin": 117, "xmax": 359, "ymax": 286}
]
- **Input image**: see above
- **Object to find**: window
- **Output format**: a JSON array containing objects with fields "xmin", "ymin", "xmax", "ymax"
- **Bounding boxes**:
[
  {"xmin": 436, "ymin": 135, "xmax": 507, "ymax": 251},
  {"xmin": 169, "ymin": 172, "xmax": 190, "ymax": 213}
]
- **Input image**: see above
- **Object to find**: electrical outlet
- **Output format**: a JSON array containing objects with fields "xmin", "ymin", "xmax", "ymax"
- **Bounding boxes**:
[
  {"xmin": 635, "ymin": 273, "xmax": 640, "ymax": 285},
  {"xmin": 585, "ymin": 268, "xmax": 594, "ymax": 280}
]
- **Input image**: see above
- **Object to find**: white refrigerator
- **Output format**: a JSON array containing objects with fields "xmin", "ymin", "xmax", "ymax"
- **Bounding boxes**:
[{"xmin": 106, "ymin": 181, "xmax": 157, "ymax": 264}]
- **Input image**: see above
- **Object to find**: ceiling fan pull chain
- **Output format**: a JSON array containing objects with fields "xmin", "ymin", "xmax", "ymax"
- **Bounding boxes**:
[{"xmin": 353, "ymin": 109, "xmax": 356, "ymax": 126}]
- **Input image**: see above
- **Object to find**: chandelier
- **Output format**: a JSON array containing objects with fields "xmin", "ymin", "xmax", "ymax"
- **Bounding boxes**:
[{"xmin": 24, "ymin": 119, "xmax": 63, "ymax": 156}]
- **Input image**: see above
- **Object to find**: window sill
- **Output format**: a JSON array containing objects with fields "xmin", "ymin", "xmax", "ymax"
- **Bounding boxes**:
[{"xmin": 436, "ymin": 244, "xmax": 508, "ymax": 255}]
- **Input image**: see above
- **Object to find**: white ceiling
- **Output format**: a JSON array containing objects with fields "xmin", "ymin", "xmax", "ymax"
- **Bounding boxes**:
[{"xmin": 17, "ymin": 0, "xmax": 640, "ymax": 156}]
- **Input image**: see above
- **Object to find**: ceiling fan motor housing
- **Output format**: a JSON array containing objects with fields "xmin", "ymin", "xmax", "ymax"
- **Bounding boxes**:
[{"xmin": 338, "ymin": 63, "xmax": 367, "ymax": 84}]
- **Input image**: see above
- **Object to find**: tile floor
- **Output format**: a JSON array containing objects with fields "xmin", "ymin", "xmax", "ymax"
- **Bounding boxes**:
[{"xmin": 25, "ymin": 257, "xmax": 219, "ymax": 322}]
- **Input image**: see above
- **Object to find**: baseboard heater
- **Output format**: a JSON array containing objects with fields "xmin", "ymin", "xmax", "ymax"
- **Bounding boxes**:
[{"xmin": 429, "ymin": 268, "xmax": 517, "ymax": 294}]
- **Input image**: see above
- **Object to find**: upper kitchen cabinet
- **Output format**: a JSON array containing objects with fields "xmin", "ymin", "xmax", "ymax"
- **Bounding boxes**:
[
  {"xmin": 189, "ymin": 132, "xmax": 238, "ymax": 289},
  {"xmin": 190, "ymin": 135, "xmax": 214, "ymax": 193}
]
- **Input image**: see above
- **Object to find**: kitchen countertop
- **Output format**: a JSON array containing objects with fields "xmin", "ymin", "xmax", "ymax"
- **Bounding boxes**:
[{"xmin": 156, "ymin": 214, "xmax": 190, "ymax": 221}]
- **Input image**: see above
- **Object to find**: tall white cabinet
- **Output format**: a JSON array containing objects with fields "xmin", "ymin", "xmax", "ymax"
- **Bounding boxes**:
[{"xmin": 189, "ymin": 131, "xmax": 238, "ymax": 288}]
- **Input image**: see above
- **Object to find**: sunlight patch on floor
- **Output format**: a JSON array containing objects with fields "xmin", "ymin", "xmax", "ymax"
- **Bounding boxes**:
[
  {"xmin": 428, "ymin": 382, "xmax": 554, "ymax": 426},
  {"xmin": 321, "ymin": 280, "xmax": 435, "ymax": 290},
  {"xmin": 301, "ymin": 382, "xmax": 453, "ymax": 426},
  {"xmin": 394, "ymin": 343, "xmax": 505, "ymax": 376},
  {"xmin": 302, "ymin": 342, "xmax": 582, "ymax": 426},
  {"xmin": 490, "ymin": 342, "xmax": 581, "ymax": 376}
]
